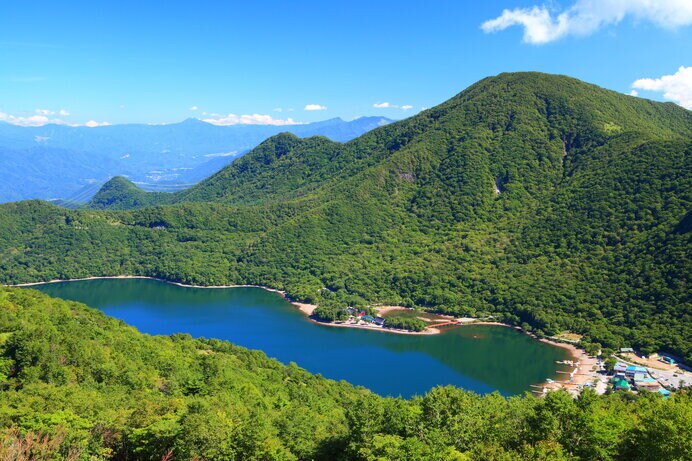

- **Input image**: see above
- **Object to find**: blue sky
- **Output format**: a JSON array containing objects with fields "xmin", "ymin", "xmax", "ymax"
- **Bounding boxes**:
[{"xmin": 1, "ymin": 0, "xmax": 690, "ymax": 126}]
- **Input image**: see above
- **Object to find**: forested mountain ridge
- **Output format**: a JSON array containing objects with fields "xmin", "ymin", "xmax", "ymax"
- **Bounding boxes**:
[
  {"xmin": 1, "ymin": 287, "xmax": 690, "ymax": 460},
  {"xmin": 1, "ymin": 72, "xmax": 690, "ymax": 361},
  {"xmin": 90, "ymin": 71, "xmax": 690, "ymax": 210}
]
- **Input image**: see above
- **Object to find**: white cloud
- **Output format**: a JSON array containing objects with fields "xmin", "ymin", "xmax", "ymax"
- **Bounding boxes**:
[
  {"xmin": 202, "ymin": 113, "xmax": 304, "ymax": 126},
  {"xmin": 84, "ymin": 120, "xmax": 111, "ymax": 128},
  {"xmin": 0, "ymin": 112, "xmax": 63, "ymax": 126},
  {"xmin": 304, "ymin": 104, "xmax": 327, "ymax": 111},
  {"xmin": 629, "ymin": 90, "xmax": 639, "ymax": 97},
  {"xmin": 632, "ymin": 66, "xmax": 692, "ymax": 109},
  {"xmin": 482, "ymin": 0, "xmax": 692, "ymax": 44},
  {"xmin": 374, "ymin": 102, "xmax": 414, "ymax": 110},
  {"xmin": 189, "ymin": 105, "xmax": 198, "ymax": 111},
  {"xmin": 0, "ymin": 111, "xmax": 111, "ymax": 127}
]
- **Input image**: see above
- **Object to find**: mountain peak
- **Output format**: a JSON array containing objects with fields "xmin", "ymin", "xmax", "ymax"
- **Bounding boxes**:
[{"xmin": 178, "ymin": 117, "xmax": 210, "ymax": 126}]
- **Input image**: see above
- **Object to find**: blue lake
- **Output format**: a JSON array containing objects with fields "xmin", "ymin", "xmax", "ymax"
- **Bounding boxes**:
[{"xmin": 32, "ymin": 278, "xmax": 572, "ymax": 397}]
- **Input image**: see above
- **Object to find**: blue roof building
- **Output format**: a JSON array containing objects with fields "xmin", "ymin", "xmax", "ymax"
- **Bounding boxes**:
[{"xmin": 625, "ymin": 365, "xmax": 647, "ymax": 376}]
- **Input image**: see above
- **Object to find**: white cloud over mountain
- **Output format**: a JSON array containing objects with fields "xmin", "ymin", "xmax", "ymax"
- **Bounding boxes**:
[
  {"xmin": 304, "ymin": 104, "xmax": 327, "ymax": 111},
  {"xmin": 632, "ymin": 66, "xmax": 692, "ymax": 109},
  {"xmin": 482, "ymin": 0, "xmax": 692, "ymax": 44},
  {"xmin": 0, "ymin": 113, "xmax": 61, "ymax": 126},
  {"xmin": 373, "ymin": 102, "xmax": 414, "ymax": 110},
  {"xmin": 84, "ymin": 120, "xmax": 111, "ymax": 128},
  {"xmin": 202, "ymin": 113, "xmax": 303, "ymax": 126}
]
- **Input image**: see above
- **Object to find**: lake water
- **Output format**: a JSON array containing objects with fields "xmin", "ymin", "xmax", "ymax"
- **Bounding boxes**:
[{"xmin": 31, "ymin": 278, "xmax": 572, "ymax": 397}]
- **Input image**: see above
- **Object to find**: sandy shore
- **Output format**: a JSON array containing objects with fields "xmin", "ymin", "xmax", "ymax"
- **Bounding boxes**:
[
  {"xmin": 535, "ymin": 338, "xmax": 599, "ymax": 395},
  {"xmin": 294, "ymin": 303, "xmax": 440, "ymax": 335},
  {"xmin": 293, "ymin": 302, "xmax": 317, "ymax": 316},
  {"xmin": 375, "ymin": 305, "xmax": 409, "ymax": 316},
  {"xmin": 461, "ymin": 321, "xmax": 512, "ymax": 328},
  {"xmin": 310, "ymin": 319, "xmax": 440, "ymax": 335}
]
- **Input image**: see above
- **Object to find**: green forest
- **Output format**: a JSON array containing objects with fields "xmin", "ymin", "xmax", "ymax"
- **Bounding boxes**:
[
  {"xmin": 1, "ymin": 287, "xmax": 690, "ymax": 460},
  {"xmin": 0, "ymin": 72, "xmax": 690, "ymax": 364}
]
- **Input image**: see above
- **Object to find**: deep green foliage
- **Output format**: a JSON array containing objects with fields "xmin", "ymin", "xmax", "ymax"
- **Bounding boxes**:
[
  {"xmin": 88, "ymin": 176, "xmax": 173, "ymax": 210},
  {"xmin": 383, "ymin": 314, "xmax": 427, "ymax": 332},
  {"xmin": 313, "ymin": 304, "xmax": 349, "ymax": 322},
  {"xmin": 0, "ymin": 287, "xmax": 690, "ymax": 460},
  {"xmin": 0, "ymin": 72, "xmax": 690, "ymax": 362}
]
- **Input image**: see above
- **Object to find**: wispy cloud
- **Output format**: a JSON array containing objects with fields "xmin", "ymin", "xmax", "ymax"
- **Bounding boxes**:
[
  {"xmin": 0, "ymin": 112, "xmax": 63, "ymax": 126},
  {"xmin": 632, "ymin": 66, "xmax": 692, "ymax": 109},
  {"xmin": 0, "ymin": 110, "xmax": 108, "ymax": 127},
  {"xmin": 304, "ymin": 104, "xmax": 327, "ymax": 111},
  {"xmin": 373, "ymin": 102, "xmax": 414, "ymax": 110},
  {"xmin": 202, "ymin": 113, "xmax": 304, "ymax": 126},
  {"xmin": 482, "ymin": 0, "xmax": 692, "ymax": 44},
  {"xmin": 189, "ymin": 105, "xmax": 198, "ymax": 111},
  {"xmin": 0, "ymin": 108, "xmax": 70, "ymax": 126}
]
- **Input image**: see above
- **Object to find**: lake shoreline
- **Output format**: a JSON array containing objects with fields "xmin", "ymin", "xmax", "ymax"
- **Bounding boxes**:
[
  {"xmin": 293, "ymin": 300, "xmax": 440, "ymax": 335},
  {"xmin": 12, "ymin": 276, "xmax": 440, "ymax": 335},
  {"xmin": 11, "ymin": 275, "xmax": 286, "ymax": 293},
  {"xmin": 11, "ymin": 276, "xmax": 591, "ymax": 357}
]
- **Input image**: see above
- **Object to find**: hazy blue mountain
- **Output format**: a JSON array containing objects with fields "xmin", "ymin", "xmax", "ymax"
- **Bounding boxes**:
[{"xmin": 0, "ymin": 116, "xmax": 392, "ymax": 203}]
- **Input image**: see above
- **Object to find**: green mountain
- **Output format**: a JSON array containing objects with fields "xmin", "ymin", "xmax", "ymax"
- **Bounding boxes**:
[
  {"xmin": 1, "ymin": 286, "xmax": 690, "ymax": 460},
  {"xmin": 88, "ymin": 175, "xmax": 171, "ymax": 210},
  {"xmin": 1, "ymin": 72, "xmax": 690, "ymax": 361}
]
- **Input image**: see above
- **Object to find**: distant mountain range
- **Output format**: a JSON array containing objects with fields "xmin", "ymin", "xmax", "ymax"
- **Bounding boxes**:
[{"xmin": 0, "ymin": 116, "xmax": 393, "ymax": 203}]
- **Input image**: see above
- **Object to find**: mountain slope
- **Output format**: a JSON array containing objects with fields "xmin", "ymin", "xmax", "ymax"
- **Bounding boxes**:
[{"xmin": 1, "ymin": 72, "xmax": 690, "ymax": 361}]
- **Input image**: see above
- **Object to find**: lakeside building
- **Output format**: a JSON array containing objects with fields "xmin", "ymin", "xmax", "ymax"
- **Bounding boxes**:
[
  {"xmin": 611, "ymin": 376, "xmax": 631, "ymax": 391},
  {"xmin": 614, "ymin": 363, "xmax": 628, "ymax": 374},
  {"xmin": 625, "ymin": 365, "xmax": 647, "ymax": 377}
]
